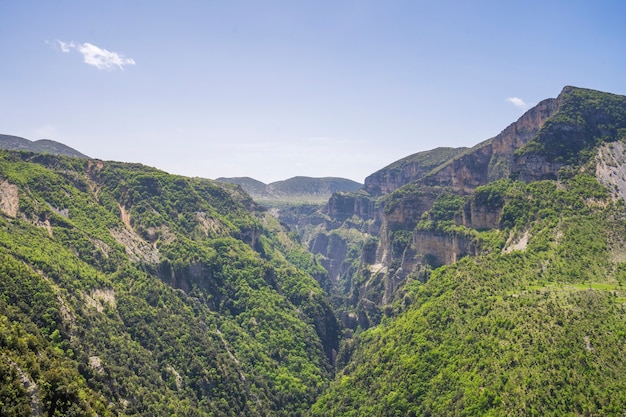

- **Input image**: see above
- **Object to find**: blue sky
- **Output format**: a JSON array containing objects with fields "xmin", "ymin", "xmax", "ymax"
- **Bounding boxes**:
[{"xmin": 2, "ymin": 1, "xmax": 626, "ymax": 183}]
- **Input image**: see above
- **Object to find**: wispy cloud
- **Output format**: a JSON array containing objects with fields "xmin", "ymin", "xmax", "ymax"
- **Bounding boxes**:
[
  {"xmin": 505, "ymin": 97, "xmax": 529, "ymax": 109},
  {"xmin": 50, "ymin": 40, "xmax": 135, "ymax": 71}
]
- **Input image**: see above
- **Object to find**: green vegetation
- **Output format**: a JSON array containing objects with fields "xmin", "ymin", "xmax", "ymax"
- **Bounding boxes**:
[
  {"xmin": 0, "ymin": 150, "xmax": 337, "ymax": 416},
  {"xmin": 517, "ymin": 86, "xmax": 626, "ymax": 164},
  {"xmin": 365, "ymin": 147, "xmax": 467, "ymax": 195},
  {"xmin": 4, "ymin": 87, "xmax": 626, "ymax": 416},
  {"xmin": 311, "ymin": 171, "xmax": 626, "ymax": 416}
]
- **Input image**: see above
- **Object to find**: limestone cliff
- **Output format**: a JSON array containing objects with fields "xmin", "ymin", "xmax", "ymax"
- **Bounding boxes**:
[
  {"xmin": 458, "ymin": 195, "xmax": 503, "ymax": 230},
  {"xmin": 326, "ymin": 192, "xmax": 380, "ymax": 224},
  {"xmin": 596, "ymin": 141, "xmax": 626, "ymax": 202},
  {"xmin": 363, "ymin": 147, "xmax": 466, "ymax": 196},
  {"xmin": 423, "ymin": 97, "xmax": 558, "ymax": 193},
  {"xmin": 285, "ymin": 86, "xmax": 626, "ymax": 332},
  {"xmin": 411, "ymin": 229, "xmax": 481, "ymax": 268}
]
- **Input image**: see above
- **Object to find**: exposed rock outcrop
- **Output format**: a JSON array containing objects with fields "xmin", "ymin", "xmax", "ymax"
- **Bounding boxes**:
[
  {"xmin": 412, "ymin": 229, "xmax": 480, "ymax": 268},
  {"xmin": 511, "ymin": 154, "xmax": 564, "ymax": 182},
  {"xmin": 424, "ymin": 97, "xmax": 558, "ymax": 193},
  {"xmin": 0, "ymin": 180, "xmax": 19, "ymax": 218},
  {"xmin": 458, "ymin": 198, "xmax": 502, "ymax": 230},
  {"xmin": 309, "ymin": 233, "xmax": 349, "ymax": 283},
  {"xmin": 364, "ymin": 147, "xmax": 466, "ymax": 196},
  {"xmin": 327, "ymin": 193, "xmax": 380, "ymax": 223},
  {"xmin": 596, "ymin": 141, "xmax": 626, "ymax": 202},
  {"xmin": 110, "ymin": 227, "xmax": 160, "ymax": 264}
]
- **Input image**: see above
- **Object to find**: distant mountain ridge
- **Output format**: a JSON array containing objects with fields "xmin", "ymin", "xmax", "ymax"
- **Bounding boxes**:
[
  {"xmin": 216, "ymin": 176, "xmax": 362, "ymax": 204},
  {"xmin": 0, "ymin": 134, "xmax": 89, "ymax": 158}
]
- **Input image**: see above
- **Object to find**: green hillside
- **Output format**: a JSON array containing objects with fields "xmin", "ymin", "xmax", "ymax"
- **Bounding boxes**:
[
  {"xmin": 4, "ymin": 86, "xmax": 626, "ymax": 416},
  {"xmin": 311, "ymin": 172, "xmax": 626, "ymax": 416},
  {"xmin": 0, "ymin": 151, "xmax": 338, "ymax": 416},
  {"xmin": 518, "ymin": 86, "xmax": 626, "ymax": 164}
]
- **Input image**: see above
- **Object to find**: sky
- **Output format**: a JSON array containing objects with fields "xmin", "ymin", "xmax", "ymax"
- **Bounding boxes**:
[{"xmin": 2, "ymin": 1, "xmax": 626, "ymax": 184}]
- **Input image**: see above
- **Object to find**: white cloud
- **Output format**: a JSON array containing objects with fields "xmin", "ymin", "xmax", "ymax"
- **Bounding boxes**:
[
  {"xmin": 56, "ymin": 40, "xmax": 73, "ymax": 53},
  {"xmin": 51, "ymin": 40, "xmax": 135, "ymax": 71},
  {"xmin": 505, "ymin": 97, "xmax": 529, "ymax": 109}
]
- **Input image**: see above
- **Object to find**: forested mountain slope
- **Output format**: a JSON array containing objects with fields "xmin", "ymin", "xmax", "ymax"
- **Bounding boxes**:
[
  {"xmin": 310, "ymin": 86, "xmax": 626, "ymax": 415},
  {"xmin": 4, "ymin": 86, "xmax": 626, "ymax": 416},
  {"xmin": 313, "ymin": 174, "xmax": 626, "ymax": 415},
  {"xmin": 0, "ymin": 151, "xmax": 338, "ymax": 416},
  {"xmin": 298, "ymin": 86, "xmax": 626, "ymax": 329}
]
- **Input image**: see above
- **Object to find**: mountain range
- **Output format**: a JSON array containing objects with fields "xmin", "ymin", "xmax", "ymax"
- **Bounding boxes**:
[
  {"xmin": 215, "ymin": 176, "xmax": 362, "ymax": 205},
  {"xmin": 3, "ymin": 85, "xmax": 626, "ymax": 415},
  {"xmin": 0, "ymin": 134, "xmax": 89, "ymax": 159}
]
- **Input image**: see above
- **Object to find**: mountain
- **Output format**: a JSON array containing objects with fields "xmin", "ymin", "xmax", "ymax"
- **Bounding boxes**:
[
  {"xmin": 0, "ymin": 134, "xmax": 89, "ymax": 158},
  {"xmin": 303, "ymin": 86, "xmax": 626, "ymax": 317},
  {"xmin": 0, "ymin": 151, "xmax": 338, "ymax": 416},
  {"xmin": 4, "ymin": 85, "xmax": 626, "ymax": 416},
  {"xmin": 216, "ymin": 176, "xmax": 362, "ymax": 205},
  {"xmin": 363, "ymin": 147, "xmax": 467, "ymax": 196},
  {"xmin": 306, "ymin": 86, "xmax": 626, "ymax": 415},
  {"xmin": 214, "ymin": 176, "xmax": 274, "ymax": 199}
]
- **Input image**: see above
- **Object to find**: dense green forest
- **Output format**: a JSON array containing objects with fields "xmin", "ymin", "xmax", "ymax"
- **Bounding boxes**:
[
  {"xmin": 308, "ymin": 87, "xmax": 626, "ymax": 415},
  {"xmin": 0, "ymin": 151, "xmax": 338, "ymax": 416},
  {"xmin": 4, "ymin": 86, "xmax": 626, "ymax": 416},
  {"xmin": 312, "ymin": 175, "xmax": 626, "ymax": 415}
]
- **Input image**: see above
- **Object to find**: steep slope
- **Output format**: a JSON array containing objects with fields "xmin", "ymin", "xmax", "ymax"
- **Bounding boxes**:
[
  {"xmin": 0, "ymin": 150, "xmax": 338, "ymax": 416},
  {"xmin": 421, "ymin": 96, "xmax": 558, "ymax": 193},
  {"xmin": 312, "ymin": 153, "xmax": 626, "ymax": 416},
  {"xmin": 5, "ymin": 86, "xmax": 626, "ymax": 416},
  {"xmin": 513, "ymin": 86, "xmax": 626, "ymax": 181},
  {"xmin": 0, "ymin": 134, "xmax": 89, "ymax": 158},
  {"xmin": 308, "ymin": 86, "xmax": 626, "ymax": 331},
  {"xmin": 304, "ymin": 85, "xmax": 626, "ymax": 415},
  {"xmin": 363, "ymin": 147, "xmax": 467, "ymax": 196}
]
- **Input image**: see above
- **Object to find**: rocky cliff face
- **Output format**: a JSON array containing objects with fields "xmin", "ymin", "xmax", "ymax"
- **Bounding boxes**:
[
  {"xmin": 511, "ymin": 154, "xmax": 564, "ymax": 182},
  {"xmin": 423, "ymin": 97, "xmax": 558, "ymax": 193},
  {"xmin": 383, "ymin": 189, "xmax": 438, "ymax": 232},
  {"xmin": 326, "ymin": 192, "xmax": 380, "ymax": 224},
  {"xmin": 596, "ymin": 141, "xmax": 626, "ymax": 202},
  {"xmin": 412, "ymin": 229, "xmax": 481, "ymax": 267},
  {"xmin": 290, "ymin": 86, "xmax": 626, "ymax": 333},
  {"xmin": 309, "ymin": 232, "xmax": 348, "ymax": 283},
  {"xmin": 458, "ymin": 197, "xmax": 502, "ymax": 230},
  {"xmin": 308, "ymin": 100, "xmax": 559, "ymax": 328},
  {"xmin": 512, "ymin": 86, "xmax": 626, "ymax": 182},
  {"xmin": 363, "ymin": 147, "xmax": 466, "ymax": 196}
]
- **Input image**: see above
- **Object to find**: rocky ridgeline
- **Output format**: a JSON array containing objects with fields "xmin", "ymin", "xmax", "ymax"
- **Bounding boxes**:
[{"xmin": 298, "ymin": 86, "xmax": 626, "ymax": 330}]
